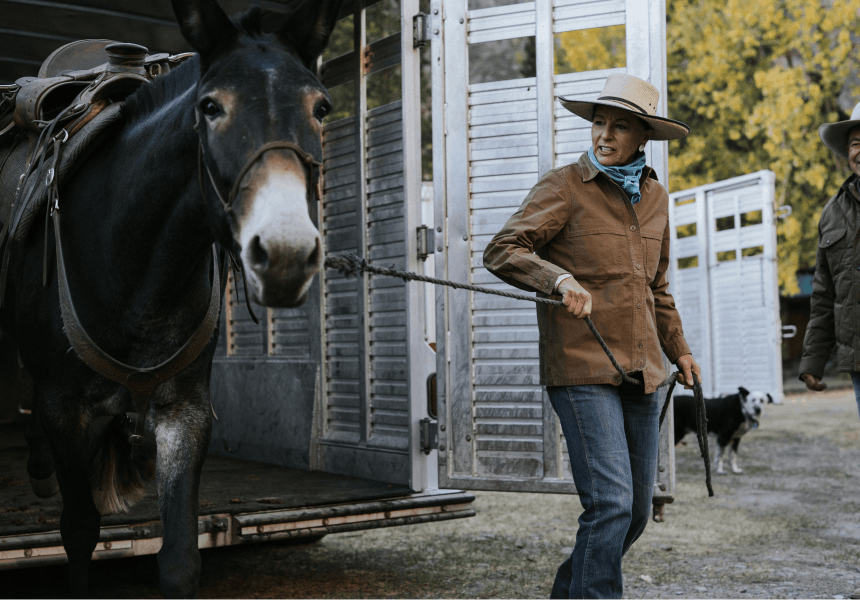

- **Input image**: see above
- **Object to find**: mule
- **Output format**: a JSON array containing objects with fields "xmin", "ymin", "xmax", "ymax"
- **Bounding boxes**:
[{"xmin": 0, "ymin": 0, "xmax": 341, "ymax": 595}]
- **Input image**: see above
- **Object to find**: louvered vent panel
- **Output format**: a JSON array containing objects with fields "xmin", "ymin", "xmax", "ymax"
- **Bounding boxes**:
[
  {"xmin": 366, "ymin": 100, "xmax": 409, "ymax": 448},
  {"xmin": 269, "ymin": 306, "xmax": 312, "ymax": 358},
  {"xmin": 468, "ymin": 78, "xmax": 545, "ymax": 478},
  {"xmin": 226, "ymin": 270, "xmax": 265, "ymax": 356},
  {"xmin": 321, "ymin": 116, "xmax": 362, "ymax": 437}
]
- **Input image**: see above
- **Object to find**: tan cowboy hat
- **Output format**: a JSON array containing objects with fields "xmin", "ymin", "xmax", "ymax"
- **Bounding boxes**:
[
  {"xmin": 559, "ymin": 73, "xmax": 690, "ymax": 141},
  {"xmin": 819, "ymin": 102, "xmax": 860, "ymax": 159}
]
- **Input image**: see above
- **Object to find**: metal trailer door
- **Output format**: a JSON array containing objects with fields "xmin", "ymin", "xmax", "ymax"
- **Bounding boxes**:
[
  {"xmin": 431, "ymin": 0, "xmax": 676, "ymax": 492},
  {"xmin": 668, "ymin": 171, "xmax": 784, "ymax": 402},
  {"xmin": 210, "ymin": 0, "xmax": 434, "ymax": 491}
]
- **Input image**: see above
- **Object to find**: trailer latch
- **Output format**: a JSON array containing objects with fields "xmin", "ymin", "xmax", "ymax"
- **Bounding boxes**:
[
  {"xmin": 413, "ymin": 13, "xmax": 430, "ymax": 48},
  {"xmin": 419, "ymin": 418, "xmax": 438, "ymax": 454},
  {"xmin": 417, "ymin": 225, "xmax": 435, "ymax": 261}
]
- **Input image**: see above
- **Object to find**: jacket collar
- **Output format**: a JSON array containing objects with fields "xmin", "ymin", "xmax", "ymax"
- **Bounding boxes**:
[
  {"xmin": 577, "ymin": 151, "xmax": 658, "ymax": 185},
  {"xmin": 840, "ymin": 173, "xmax": 860, "ymax": 201}
]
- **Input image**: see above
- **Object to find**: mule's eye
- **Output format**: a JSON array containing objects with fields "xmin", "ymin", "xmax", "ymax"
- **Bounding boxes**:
[
  {"xmin": 314, "ymin": 103, "xmax": 331, "ymax": 121},
  {"xmin": 200, "ymin": 99, "xmax": 221, "ymax": 118}
]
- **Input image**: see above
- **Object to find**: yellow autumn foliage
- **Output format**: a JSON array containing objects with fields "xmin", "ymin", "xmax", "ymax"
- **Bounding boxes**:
[{"xmin": 556, "ymin": 0, "xmax": 860, "ymax": 294}]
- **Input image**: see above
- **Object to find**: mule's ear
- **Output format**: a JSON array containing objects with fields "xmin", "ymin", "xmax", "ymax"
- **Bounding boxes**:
[
  {"xmin": 738, "ymin": 386, "xmax": 749, "ymax": 397},
  {"xmin": 278, "ymin": 0, "xmax": 345, "ymax": 67},
  {"xmin": 171, "ymin": 0, "xmax": 236, "ymax": 57}
]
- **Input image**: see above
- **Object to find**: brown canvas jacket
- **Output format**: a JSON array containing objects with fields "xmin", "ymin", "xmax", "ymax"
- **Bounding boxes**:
[
  {"xmin": 483, "ymin": 152, "xmax": 691, "ymax": 394},
  {"xmin": 799, "ymin": 175, "xmax": 860, "ymax": 378}
]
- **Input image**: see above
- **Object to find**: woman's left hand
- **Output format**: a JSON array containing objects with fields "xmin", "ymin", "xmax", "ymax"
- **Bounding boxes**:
[{"xmin": 675, "ymin": 354, "xmax": 702, "ymax": 390}]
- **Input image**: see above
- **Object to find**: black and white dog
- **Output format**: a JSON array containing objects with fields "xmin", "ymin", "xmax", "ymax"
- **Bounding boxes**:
[{"xmin": 673, "ymin": 387, "xmax": 775, "ymax": 475}]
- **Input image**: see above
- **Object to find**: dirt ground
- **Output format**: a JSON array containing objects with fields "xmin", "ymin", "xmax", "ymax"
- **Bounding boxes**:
[{"xmin": 4, "ymin": 387, "xmax": 860, "ymax": 599}]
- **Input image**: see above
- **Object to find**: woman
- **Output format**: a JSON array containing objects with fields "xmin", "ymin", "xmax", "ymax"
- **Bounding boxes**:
[{"xmin": 483, "ymin": 73, "xmax": 702, "ymax": 599}]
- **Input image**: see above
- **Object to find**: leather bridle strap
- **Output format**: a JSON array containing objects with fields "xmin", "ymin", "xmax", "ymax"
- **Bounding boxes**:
[
  {"xmin": 227, "ymin": 141, "xmax": 323, "ymax": 207},
  {"xmin": 195, "ymin": 133, "xmax": 323, "ymax": 326},
  {"xmin": 197, "ymin": 140, "xmax": 323, "ymax": 211},
  {"xmin": 196, "ymin": 144, "xmax": 260, "ymax": 324},
  {"xmin": 50, "ymin": 204, "xmax": 221, "ymax": 402}
]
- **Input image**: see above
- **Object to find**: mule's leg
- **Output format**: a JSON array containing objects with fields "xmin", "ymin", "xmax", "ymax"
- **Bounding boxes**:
[
  {"xmin": 38, "ymin": 389, "xmax": 101, "ymax": 597},
  {"xmin": 154, "ymin": 399, "xmax": 212, "ymax": 598},
  {"xmin": 24, "ymin": 404, "xmax": 59, "ymax": 498}
]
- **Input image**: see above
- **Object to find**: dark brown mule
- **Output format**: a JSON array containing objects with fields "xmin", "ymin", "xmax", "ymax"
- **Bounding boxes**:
[{"xmin": 0, "ymin": 0, "xmax": 341, "ymax": 595}]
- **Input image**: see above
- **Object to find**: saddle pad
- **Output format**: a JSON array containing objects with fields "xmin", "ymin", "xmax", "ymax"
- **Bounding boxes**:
[{"xmin": 0, "ymin": 102, "xmax": 124, "ymax": 246}]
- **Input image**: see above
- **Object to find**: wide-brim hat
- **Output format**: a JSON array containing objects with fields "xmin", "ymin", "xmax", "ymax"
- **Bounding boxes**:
[
  {"xmin": 559, "ymin": 73, "xmax": 690, "ymax": 141},
  {"xmin": 819, "ymin": 102, "xmax": 860, "ymax": 159}
]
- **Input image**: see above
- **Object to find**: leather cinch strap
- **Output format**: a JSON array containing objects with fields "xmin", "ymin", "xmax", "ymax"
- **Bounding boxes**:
[{"xmin": 51, "ymin": 206, "xmax": 221, "ymax": 400}]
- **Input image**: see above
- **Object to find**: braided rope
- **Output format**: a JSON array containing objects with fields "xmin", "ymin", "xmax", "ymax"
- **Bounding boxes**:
[{"xmin": 324, "ymin": 251, "xmax": 713, "ymax": 496}]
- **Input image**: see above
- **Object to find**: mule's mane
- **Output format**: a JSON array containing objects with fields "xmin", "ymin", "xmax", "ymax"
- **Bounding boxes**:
[
  {"xmin": 122, "ymin": 8, "xmax": 271, "ymax": 124},
  {"xmin": 121, "ymin": 56, "xmax": 198, "ymax": 125}
]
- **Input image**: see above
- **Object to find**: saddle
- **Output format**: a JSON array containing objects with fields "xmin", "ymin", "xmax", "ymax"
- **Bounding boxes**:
[{"xmin": 0, "ymin": 40, "xmax": 194, "ymax": 303}]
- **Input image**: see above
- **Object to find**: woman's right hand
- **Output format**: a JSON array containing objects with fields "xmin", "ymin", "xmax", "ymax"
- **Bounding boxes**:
[{"xmin": 558, "ymin": 277, "xmax": 592, "ymax": 318}]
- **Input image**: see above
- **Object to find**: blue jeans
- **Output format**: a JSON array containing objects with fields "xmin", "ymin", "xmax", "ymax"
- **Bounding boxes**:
[
  {"xmin": 850, "ymin": 373, "xmax": 860, "ymax": 419},
  {"xmin": 547, "ymin": 378, "xmax": 660, "ymax": 599}
]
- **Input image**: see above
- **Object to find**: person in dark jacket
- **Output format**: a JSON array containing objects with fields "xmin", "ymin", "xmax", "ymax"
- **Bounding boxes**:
[
  {"xmin": 800, "ymin": 102, "xmax": 860, "ymax": 424},
  {"xmin": 800, "ymin": 99, "xmax": 860, "ymax": 600}
]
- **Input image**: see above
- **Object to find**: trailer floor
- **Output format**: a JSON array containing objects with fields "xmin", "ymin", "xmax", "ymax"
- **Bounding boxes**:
[{"xmin": 0, "ymin": 423, "xmax": 412, "ymax": 536}]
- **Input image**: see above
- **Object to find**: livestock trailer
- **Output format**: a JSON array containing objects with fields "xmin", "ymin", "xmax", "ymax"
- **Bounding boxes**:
[
  {"xmin": 668, "ymin": 171, "xmax": 788, "ymax": 403},
  {"xmin": 0, "ymin": 0, "xmax": 680, "ymax": 570}
]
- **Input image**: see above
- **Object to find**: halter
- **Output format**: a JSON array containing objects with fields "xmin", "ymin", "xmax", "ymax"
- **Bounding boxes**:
[
  {"xmin": 193, "ymin": 110, "xmax": 323, "ymax": 324},
  {"xmin": 193, "ymin": 109, "xmax": 324, "ymax": 213}
]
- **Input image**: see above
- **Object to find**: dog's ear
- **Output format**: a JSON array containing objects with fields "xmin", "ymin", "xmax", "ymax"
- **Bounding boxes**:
[
  {"xmin": 738, "ymin": 386, "xmax": 749, "ymax": 397},
  {"xmin": 766, "ymin": 393, "xmax": 774, "ymax": 404}
]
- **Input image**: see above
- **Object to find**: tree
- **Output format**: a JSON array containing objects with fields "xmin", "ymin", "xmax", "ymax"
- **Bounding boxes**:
[
  {"xmin": 668, "ymin": 0, "xmax": 860, "ymax": 293},
  {"xmin": 558, "ymin": 0, "xmax": 860, "ymax": 293}
]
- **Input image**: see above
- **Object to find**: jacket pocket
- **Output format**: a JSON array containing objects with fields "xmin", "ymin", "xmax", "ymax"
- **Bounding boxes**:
[
  {"xmin": 819, "ymin": 228, "xmax": 847, "ymax": 249},
  {"xmin": 571, "ymin": 230, "xmax": 625, "ymax": 278},
  {"xmin": 820, "ymin": 228, "xmax": 849, "ymax": 274},
  {"xmin": 642, "ymin": 229, "xmax": 663, "ymax": 282}
]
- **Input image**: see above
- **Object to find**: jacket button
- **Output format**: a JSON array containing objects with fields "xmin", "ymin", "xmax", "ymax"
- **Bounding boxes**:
[
  {"xmin": 637, "ymin": 302, "xmax": 643, "ymax": 309},
  {"xmin": 635, "ymin": 263, "xmax": 642, "ymax": 270},
  {"xmin": 630, "ymin": 225, "xmax": 636, "ymax": 231},
  {"xmin": 638, "ymin": 343, "xmax": 643, "ymax": 349}
]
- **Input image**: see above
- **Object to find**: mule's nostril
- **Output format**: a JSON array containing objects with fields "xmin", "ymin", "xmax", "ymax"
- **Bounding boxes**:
[
  {"xmin": 307, "ymin": 237, "xmax": 321, "ymax": 268},
  {"xmin": 248, "ymin": 235, "xmax": 269, "ymax": 268}
]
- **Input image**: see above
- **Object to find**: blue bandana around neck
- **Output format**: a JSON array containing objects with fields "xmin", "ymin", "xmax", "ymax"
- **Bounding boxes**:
[{"xmin": 587, "ymin": 147, "xmax": 647, "ymax": 205}]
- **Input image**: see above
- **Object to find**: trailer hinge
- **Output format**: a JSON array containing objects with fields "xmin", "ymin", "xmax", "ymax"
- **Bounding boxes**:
[
  {"xmin": 413, "ymin": 13, "xmax": 430, "ymax": 48},
  {"xmin": 419, "ymin": 417, "xmax": 438, "ymax": 454},
  {"xmin": 417, "ymin": 225, "xmax": 435, "ymax": 261}
]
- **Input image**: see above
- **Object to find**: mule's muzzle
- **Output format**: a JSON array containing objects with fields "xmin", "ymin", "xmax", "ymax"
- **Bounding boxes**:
[
  {"xmin": 244, "ymin": 228, "xmax": 322, "ymax": 307},
  {"xmin": 234, "ymin": 152, "xmax": 323, "ymax": 307}
]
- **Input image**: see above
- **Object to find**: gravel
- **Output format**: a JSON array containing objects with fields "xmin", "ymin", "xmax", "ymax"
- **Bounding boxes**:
[{"xmin": 4, "ymin": 388, "xmax": 860, "ymax": 598}]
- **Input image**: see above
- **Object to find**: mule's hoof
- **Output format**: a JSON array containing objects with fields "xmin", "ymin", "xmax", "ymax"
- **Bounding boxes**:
[
  {"xmin": 29, "ymin": 473, "xmax": 59, "ymax": 498},
  {"xmin": 716, "ymin": 468, "xmax": 726, "ymax": 475},
  {"xmin": 732, "ymin": 467, "xmax": 743, "ymax": 474}
]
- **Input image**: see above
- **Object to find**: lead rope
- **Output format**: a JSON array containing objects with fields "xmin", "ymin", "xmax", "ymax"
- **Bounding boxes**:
[{"xmin": 324, "ymin": 251, "xmax": 713, "ymax": 497}]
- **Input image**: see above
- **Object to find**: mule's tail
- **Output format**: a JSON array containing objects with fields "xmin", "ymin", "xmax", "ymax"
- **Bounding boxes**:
[{"xmin": 90, "ymin": 415, "xmax": 153, "ymax": 515}]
